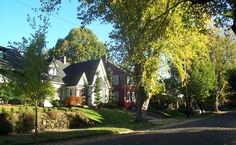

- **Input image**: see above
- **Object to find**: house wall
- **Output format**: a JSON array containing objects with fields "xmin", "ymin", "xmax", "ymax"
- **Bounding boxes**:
[
  {"xmin": 106, "ymin": 62, "xmax": 125, "ymax": 107},
  {"xmin": 44, "ymin": 82, "xmax": 63, "ymax": 107},
  {"xmin": 88, "ymin": 60, "xmax": 110, "ymax": 106},
  {"xmin": 105, "ymin": 61, "xmax": 136, "ymax": 109}
]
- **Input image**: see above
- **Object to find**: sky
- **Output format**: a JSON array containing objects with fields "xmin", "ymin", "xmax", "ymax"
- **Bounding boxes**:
[{"xmin": 0, "ymin": 0, "xmax": 113, "ymax": 49}]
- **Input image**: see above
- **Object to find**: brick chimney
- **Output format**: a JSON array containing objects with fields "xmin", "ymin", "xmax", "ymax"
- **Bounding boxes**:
[
  {"xmin": 63, "ymin": 56, "xmax": 67, "ymax": 64},
  {"xmin": 101, "ymin": 55, "xmax": 107, "ymax": 63}
]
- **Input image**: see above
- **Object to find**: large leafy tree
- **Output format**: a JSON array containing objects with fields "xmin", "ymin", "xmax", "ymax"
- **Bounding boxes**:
[
  {"xmin": 77, "ymin": 1, "xmax": 210, "ymax": 121},
  {"xmin": 208, "ymin": 31, "xmax": 236, "ymax": 111},
  {"xmin": 49, "ymin": 27, "xmax": 107, "ymax": 63},
  {"xmin": 186, "ymin": 0, "xmax": 235, "ymax": 33},
  {"xmin": 188, "ymin": 58, "xmax": 217, "ymax": 114}
]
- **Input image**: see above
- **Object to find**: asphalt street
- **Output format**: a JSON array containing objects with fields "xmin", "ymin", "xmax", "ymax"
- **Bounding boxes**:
[{"xmin": 38, "ymin": 111, "xmax": 236, "ymax": 145}]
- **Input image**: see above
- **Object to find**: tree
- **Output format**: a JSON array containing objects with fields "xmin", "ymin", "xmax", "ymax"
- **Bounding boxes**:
[
  {"xmin": 21, "ymin": 33, "xmax": 55, "ymax": 134},
  {"xmin": 77, "ymin": 0, "xmax": 211, "ymax": 121},
  {"xmin": 0, "ymin": 0, "xmax": 59, "ymax": 135},
  {"xmin": 94, "ymin": 74, "xmax": 102, "ymax": 108},
  {"xmin": 49, "ymin": 27, "xmax": 107, "ymax": 63},
  {"xmin": 227, "ymin": 69, "xmax": 236, "ymax": 105},
  {"xmin": 208, "ymin": 31, "xmax": 236, "ymax": 111},
  {"xmin": 188, "ymin": 58, "xmax": 217, "ymax": 114},
  {"xmin": 185, "ymin": 0, "xmax": 235, "ymax": 33}
]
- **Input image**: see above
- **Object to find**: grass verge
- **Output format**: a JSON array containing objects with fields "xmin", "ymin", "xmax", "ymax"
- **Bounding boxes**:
[
  {"xmin": 0, "ymin": 122, "xmax": 154, "ymax": 145},
  {"xmin": 0, "ymin": 106, "xmax": 156, "ymax": 145}
]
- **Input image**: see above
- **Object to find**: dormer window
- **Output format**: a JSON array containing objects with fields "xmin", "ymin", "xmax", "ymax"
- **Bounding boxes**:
[{"xmin": 49, "ymin": 67, "xmax": 57, "ymax": 76}]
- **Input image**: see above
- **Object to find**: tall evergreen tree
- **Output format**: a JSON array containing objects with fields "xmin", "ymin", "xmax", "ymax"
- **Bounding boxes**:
[{"xmin": 94, "ymin": 74, "xmax": 102, "ymax": 108}]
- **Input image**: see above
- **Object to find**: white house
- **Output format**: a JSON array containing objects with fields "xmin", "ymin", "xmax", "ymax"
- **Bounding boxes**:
[{"xmin": 46, "ymin": 57, "xmax": 110, "ymax": 107}]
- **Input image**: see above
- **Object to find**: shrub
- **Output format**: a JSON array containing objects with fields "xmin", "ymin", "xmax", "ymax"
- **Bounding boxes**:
[
  {"xmin": 47, "ymin": 108, "xmax": 61, "ymax": 120},
  {"xmin": 1, "ymin": 108, "xmax": 6, "ymax": 113},
  {"xmin": 0, "ymin": 113, "xmax": 13, "ymax": 135},
  {"xmin": 19, "ymin": 106, "xmax": 24, "ymax": 112},
  {"xmin": 43, "ymin": 107, "xmax": 49, "ymax": 113},
  {"xmin": 25, "ymin": 106, "xmax": 29, "ymax": 111},
  {"xmin": 17, "ymin": 112, "xmax": 34, "ymax": 133},
  {"xmin": 67, "ymin": 112, "xmax": 94, "ymax": 128},
  {"xmin": 7, "ymin": 113, "xmax": 19, "ymax": 132},
  {"xmin": 50, "ymin": 100, "xmax": 63, "ymax": 107},
  {"xmin": 10, "ymin": 107, "xmax": 15, "ymax": 113},
  {"xmin": 102, "ymin": 100, "xmax": 118, "ymax": 109},
  {"xmin": 64, "ymin": 96, "xmax": 85, "ymax": 107}
]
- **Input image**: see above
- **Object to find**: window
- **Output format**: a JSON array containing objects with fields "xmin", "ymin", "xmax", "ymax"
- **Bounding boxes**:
[
  {"xmin": 113, "ymin": 75, "xmax": 119, "ymax": 85},
  {"xmin": 127, "ymin": 92, "xmax": 131, "ymax": 101},
  {"xmin": 0, "ymin": 51, "xmax": 3, "ymax": 59},
  {"xmin": 132, "ymin": 92, "xmax": 136, "ymax": 102},
  {"xmin": 79, "ymin": 89, "xmax": 83, "ymax": 96},
  {"xmin": 113, "ymin": 91, "xmax": 119, "ymax": 101},
  {"xmin": 70, "ymin": 89, "xmax": 73, "ymax": 96},
  {"xmin": 49, "ymin": 67, "xmax": 57, "ymax": 76}
]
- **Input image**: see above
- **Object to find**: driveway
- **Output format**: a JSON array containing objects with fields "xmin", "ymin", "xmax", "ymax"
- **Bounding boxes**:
[{"xmin": 38, "ymin": 111, "xmax": 236, "ymax": 145}]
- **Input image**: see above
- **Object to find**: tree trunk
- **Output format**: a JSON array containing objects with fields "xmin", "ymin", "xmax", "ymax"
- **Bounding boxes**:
[
  {"xmin": 135, "ymin": 86, "xmax": 150, "ymax": 122},
  {"xmin": 133, "ymin": 63, "xmax": 151, "ymax": 122},
  {"xmin": 199, "ymin": 104, "xmax": 204, "ymax": 115},
  {"xmin": 214, "ymin": 95, "xmax": 220, "ymax": 112},
  {"xmin": 35, "ymin": 100, "xmax": 38, "ymax": 135},
  {"xmin": 136, "ymin": 97, "xmax": 150, "ymax": 122}
]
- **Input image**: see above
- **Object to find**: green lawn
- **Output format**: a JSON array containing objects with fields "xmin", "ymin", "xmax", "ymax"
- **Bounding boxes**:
[{"xmin": 0, "ymin": 106, "xmax": 155, "ymax": 145}]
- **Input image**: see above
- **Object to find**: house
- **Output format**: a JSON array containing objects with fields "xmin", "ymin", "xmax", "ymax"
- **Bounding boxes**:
[
  {"xmin": 102, "ymin": 56, "xmax": 136, "ymax": 109},
  {"xmin": 47, "ymin": 57, "xmax": 110, "ymax": 107},
  {"xmin": 0, "ymin": 46, "xmax": 23, "ymax": 82}
]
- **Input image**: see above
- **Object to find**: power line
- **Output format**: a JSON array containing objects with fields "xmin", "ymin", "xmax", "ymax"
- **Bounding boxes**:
[{"xmin": 13, "ymin": 0, "xmax": 79, "ymax": 27}]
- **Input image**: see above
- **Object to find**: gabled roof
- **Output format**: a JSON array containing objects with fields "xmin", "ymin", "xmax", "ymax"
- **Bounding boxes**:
[
  {"xmin": 63, "ymin": 59, "xmax": 100, "ymax": 85},
  {"xmin": 63, "ymin": 71, "xmax": 84, "ymax": 86},
  {"xmin": 48, "ymin": 59, "xmax": 69, "ymax": 84},
  {"xmin": 0, "ymin": 46, "xmax": 23, "ymax": 70}
]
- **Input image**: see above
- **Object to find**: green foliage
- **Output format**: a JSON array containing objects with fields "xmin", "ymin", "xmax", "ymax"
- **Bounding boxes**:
[
  {"xmin": 0, "ymin": 82, "xmax": 16, "ymax": 104},
  {"xmin": 188, "ymin": 58, "xmax": 217, "ymax": 104},
  {"xmin": 49, "ymin": 27, "xmax": 107, "ymax": 63},
  {"xmin": 77, "ymin": 1, "xmax": 210, "ymax": 98},
  {"xmin": 94, "ymin": 75, "xmax": 102, "ymax": 107},
  {"xmin": 43, "ymin": 107, "xmax": 49, "ymax": 113},
  {"xmin": 67, "ymin": 112, "xmax": 93, "ymax": 128},
  {"xmin": 10, "ymin": 107, "xmax": 15, "ymax": 113},
  {"xmin": 50, "ymin": 100, "xmax": 63, "ymax": 107},
  {"xmin": 17, "ymin": 112, "xmax": 34, "ymax": 133}
]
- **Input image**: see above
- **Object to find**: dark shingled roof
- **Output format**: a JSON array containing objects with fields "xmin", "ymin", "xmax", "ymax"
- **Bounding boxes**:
[
  {"xmin": 63, "ymin": 59, "xmax": 101, "ymax": 86},
  {"xmin": 63, "ymin": 71, "xmax": 84, "ymax": 86},
  {"xmin": 0, "ymin": 46, "xmax": 23, "ymax": 70},
  {"xmin": 48, "ymin": 59, "xmax": 69, "ymax": 84}
]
